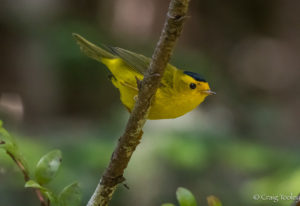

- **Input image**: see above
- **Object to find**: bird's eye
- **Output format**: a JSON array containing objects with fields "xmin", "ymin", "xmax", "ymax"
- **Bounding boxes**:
[{"xmin": 189, "ymin": 83, "xmax": 196, "ymax": 89}]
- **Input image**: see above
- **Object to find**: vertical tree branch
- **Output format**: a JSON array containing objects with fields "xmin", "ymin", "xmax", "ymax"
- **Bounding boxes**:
[{"xmin": 87, "ymin": 0, "xmax": 191, "ymax": 205}]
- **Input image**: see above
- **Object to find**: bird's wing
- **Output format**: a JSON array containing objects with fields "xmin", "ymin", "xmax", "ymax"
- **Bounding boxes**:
[
  {"xmin": 109, "ymin": 47, "xmax": 151, "ymax": 75},
  {"xmin": 73, "ymin": 34, "xmax": 174, "ymax": 88},
  {"xmin": 73, "ymin": 33, "xmax": 116, "ymax": 60},
  {"xmin": 109, "ymin": 47, "xmax": 175, "ymax": 89}
]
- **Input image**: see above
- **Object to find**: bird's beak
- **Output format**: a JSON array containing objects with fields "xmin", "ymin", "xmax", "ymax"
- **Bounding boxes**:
[{"xmin": 202, "ymin": 90, "xmax": 216, "ymax": 95}]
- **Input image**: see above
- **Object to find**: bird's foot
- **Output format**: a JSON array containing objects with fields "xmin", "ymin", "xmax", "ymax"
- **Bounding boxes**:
[{"xmin": 135, "ymin": 76, "xmax": 142, "ymax": 90}]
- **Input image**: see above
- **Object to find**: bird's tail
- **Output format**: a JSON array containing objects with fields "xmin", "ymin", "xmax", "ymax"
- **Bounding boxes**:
[{"xmin": 72, "ymin": 33, "xmax": 116, "ymax": 62}]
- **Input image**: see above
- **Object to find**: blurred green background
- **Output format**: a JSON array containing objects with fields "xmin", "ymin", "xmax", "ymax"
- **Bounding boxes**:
[{"xmin": 1, "ymin": 0, "xmax": 300, "ymax": 205}]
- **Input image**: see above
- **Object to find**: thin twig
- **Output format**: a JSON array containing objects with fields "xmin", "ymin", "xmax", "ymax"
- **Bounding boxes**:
[
  {"xmin": 6, "ymin": 151, "xmax": 30, "ymax": 181},
  {"xmin": 86, "ymin": 0, "xmax": 191, "ymax": 206},
  {"xmin": 6, "ymin": 151, "xmax": 47, "ymax": 206}
]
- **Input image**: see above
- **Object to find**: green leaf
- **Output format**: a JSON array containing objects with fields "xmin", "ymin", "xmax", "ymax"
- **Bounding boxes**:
[
  {"xmin": 58, "ymin": 182, "xmax": 82, "ymax": 206},
  {"xmin": 0, "ymin": 122, "xmax": 17, "ymax": 153},
  {"xmin": 25, "ymin": 180, "xmax": 57, "ymax": 204},
  {"xmin": 162, "ymin": 204, "xmax": 176, "ymax": 206},
  {"xmin": 0, "ymin": 122, "xmax": 29, "ymax": 174},
  {"xmin": 207, "ymin": 196, "xmax": 222, "ymax": 206},
  {"xmin": 176, "ymin": 187, "xmax": 197, "ymax": 206},
  {"xmin": 35, "ymin": 150, "xmax": 62, "ymax": 185},
  {"xmin": 25, "ymin": 180, "xmax": 45, "ymax": 190},
  {"xmin": 0, "ymin": 140, "xmax": 6, "ymax": 148}
]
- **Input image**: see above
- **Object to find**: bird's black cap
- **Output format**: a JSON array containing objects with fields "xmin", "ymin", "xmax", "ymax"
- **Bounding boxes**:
[{"xmin": 184, "ymin": 71, "xmax": 207, "ymax": 82}]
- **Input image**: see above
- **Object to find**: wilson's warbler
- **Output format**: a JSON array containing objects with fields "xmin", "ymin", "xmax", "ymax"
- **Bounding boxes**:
[{"xmin": 73, "ymin": 34, "xmax": 215, "ymax": 119}]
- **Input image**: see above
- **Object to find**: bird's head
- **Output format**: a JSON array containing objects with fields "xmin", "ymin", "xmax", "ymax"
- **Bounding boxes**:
[{"xmin": 178, "ymin": 71, "xmax": 215, "ymax": 99}]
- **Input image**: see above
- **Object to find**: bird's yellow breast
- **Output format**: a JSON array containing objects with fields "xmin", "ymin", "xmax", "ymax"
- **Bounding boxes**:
[{"xmin": 148, "ymin": 89, "xmax": 206, "ymax": 119}]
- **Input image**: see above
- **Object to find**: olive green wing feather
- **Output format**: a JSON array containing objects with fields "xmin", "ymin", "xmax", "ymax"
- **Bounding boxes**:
[
  {"xmin": 108, "ymin": 47, "xmax": 175, "ymax": 88},
  {"xmin": 109, "ymin": 47, "xmax": 151, "ymax": 75},
  {"xmin": 72, "ymin": 33, "xmax": 116, "ymax": 60},
  {"xmin": 73, "ymin": 33, "xmax": 174, "ymax": 88},
  {"xmin": 73, "ymin": 33, "xmax": 150, "ymax": 75}
]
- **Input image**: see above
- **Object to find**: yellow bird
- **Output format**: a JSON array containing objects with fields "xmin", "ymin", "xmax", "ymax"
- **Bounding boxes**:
[{"xmin": 73, "ymin": 34, "xmax": 215, "ymax": 120}]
